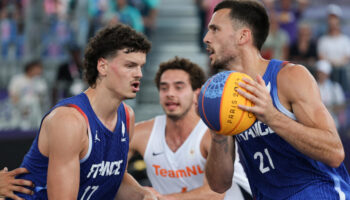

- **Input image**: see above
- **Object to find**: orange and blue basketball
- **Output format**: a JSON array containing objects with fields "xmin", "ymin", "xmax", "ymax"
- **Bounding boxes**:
[{"xmin": 198, "ymin": 71, "xmax": 256, "ymax": 136}]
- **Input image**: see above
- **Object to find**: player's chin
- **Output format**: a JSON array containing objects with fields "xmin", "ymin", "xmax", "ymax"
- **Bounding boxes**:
[{"xmin": 124, "ymin": 92, "xmax": 137, "ymax": 99}]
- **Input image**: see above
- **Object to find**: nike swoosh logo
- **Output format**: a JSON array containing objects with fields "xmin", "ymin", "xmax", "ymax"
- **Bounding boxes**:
[{"xmin": 152, "ymin": 152, "xmax": 164, "ymax": 156}]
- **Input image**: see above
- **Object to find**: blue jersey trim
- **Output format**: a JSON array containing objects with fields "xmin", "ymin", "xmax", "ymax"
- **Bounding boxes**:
[
  {"xmin": 80, "ymin": 127, "xmax": 92, "ymax": 163},
  {"xmin": 272, "ymin": 88, "xmax": 296, "ymax": 120},
  {"xmin": 330, "ymin": 172, "xmax": 346, "ymax": 200}
]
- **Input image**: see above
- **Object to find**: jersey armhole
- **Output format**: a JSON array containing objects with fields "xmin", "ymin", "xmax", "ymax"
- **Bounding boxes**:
[
  {"xmin": 66, "ymin": 104, "xmax": 92, "ymax": 163},
  {"xmin": 123, "ymin": 103, "xmax": 130, "ymax": 134},
  {"xmin": 67, "ymin": 104, "xmax": 89, "ymax": 124}
]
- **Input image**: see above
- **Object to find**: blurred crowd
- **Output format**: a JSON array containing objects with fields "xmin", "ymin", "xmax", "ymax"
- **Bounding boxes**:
[
  {"xmin": 0, "ymin": 0, "xmax": 350, "ymax": 133},
  {"xmin": 0, "ymin": 0, "xmax": 160, "ymax": 130}
]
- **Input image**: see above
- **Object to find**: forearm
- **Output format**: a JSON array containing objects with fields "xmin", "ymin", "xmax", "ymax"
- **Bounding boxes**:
[
  {"xmin": 165, "ymin": 184, "xmax": 224, "ymax": 200},
  {"xmin": 267, "ymin": 110, "xmax": 344, "ymax": 167},
  {"xmin": 114, "ymin": 173, "xmax": 152, "ymax": 200},
  {"xmin": 205, "ymin": 133, "xmax": 234, "ymax": 193}
]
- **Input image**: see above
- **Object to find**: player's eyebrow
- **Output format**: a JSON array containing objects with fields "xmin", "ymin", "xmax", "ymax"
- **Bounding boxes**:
[{"xmin": 208, "ymin": 24, "xmax": 219, "ymax": 30}]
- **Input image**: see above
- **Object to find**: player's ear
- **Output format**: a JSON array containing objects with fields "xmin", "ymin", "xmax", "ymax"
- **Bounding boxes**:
[
  {"xmin": 193, "ymin": 88, "xmax": 201, "ymax": 103},
  {"xmin": 193, "ymin": 88, "xmax": 201, "ymax": 116},
  {"xmin": 238, "ymin": 28, "xmax": 251, "ymax": 45},
  {"xmin": 97, "ymin": 58, "xmax": 108, "ymax": 76}
]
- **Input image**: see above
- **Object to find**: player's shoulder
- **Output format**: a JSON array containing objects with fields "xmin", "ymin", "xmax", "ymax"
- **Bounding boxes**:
[
  {"xmin": 130, "ymin": 118, "xmax": 155, "ymax": 152},
  {"xmin": 200, "ymin": 129, "xmax": 212, "ymax": 158},
  {"xmin": 135, "ymin": 118, "xmax": 155, "ymax": 135},
  {"xmin": 280, "ymin": 62, "xmax": 311, "ymax": 78},
  {"xmin": 44, "ymin": 106, "xmax": 87, "ymax": 132},
  {"xmin": 40, "ymin": 106, "xmax": 88, "ymax": 154},
  {"xmin": 123, "ymin": 103, "xmax": 135, "ymax": 117},
  {"xmin": 278, "ymin": 62, "xmax": 318, "ymax": 99}
]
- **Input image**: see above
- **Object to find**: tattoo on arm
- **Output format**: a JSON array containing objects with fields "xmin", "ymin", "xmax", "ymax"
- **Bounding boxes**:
[{"xmin": 212, "ymin": 137, "xmax": 229, "ymax": 153}]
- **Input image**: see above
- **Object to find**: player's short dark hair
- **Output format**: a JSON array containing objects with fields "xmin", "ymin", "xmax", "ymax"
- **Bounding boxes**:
[
  {"xmin": 24, "ymin": 59, "xmax": 42, "ymax": 73},
  {"xmin": 214, "ymin": 0, "xmax": 269, "ymax": 50},
  {"xmin": 154, "ymin": 57, "xmax": 206, "ymax": 90},
  {"xmin": 83, "ymin": 24, "xmax": 151, "ymax": 87}
]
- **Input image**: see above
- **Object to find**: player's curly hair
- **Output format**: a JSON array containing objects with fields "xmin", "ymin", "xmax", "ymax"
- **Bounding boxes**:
[
  {"xmin": 154, "ymin": 57, "xmax": 206, "ymax": 90},
  {"xmin": 83, "ymin": 24, "xmax": 151, "ymax": 87}
]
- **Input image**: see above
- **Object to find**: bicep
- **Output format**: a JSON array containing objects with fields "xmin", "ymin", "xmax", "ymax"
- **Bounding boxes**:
[
  {"xmin": 283, "ymin": 66, "xmax": 336, "ymax": 131},
  {"xmin": 45, "ymin": 108, "xmax": 86, "ymax": 199}
]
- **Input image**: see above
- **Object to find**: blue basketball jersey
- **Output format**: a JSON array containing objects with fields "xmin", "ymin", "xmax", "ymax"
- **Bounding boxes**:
[
  {"xmin": 14, "ymin": 93, "xmax": 130, "ymax": 200},
  {"xmin": 236, "ymin": 59, "xmax": 350, "ymax": 200}
]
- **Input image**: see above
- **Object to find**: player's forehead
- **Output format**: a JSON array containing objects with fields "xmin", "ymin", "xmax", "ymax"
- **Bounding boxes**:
[
  {"xmin": 111, "ymin": 49, "xmax": 146, "ymax": 65},
  {"xmin": 209, "ymin": 9, "xmax": 232, "ymax": 26},
  {"xmin": 160, "ymin": 69, "xmax": 191, "ymax": 85}
]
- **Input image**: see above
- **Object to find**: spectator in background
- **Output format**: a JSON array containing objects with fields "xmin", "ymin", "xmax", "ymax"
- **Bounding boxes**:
[
  {"xmin": 53, "ymin": 44, "xmax": 85, "ymax": 104},
  {"xmin": 42, "ymin": 15, "xmax": 73, "ymax": 58},
  {"xmin": 261, "ymin": 11, "xmax": 289, "ymax": 60},
  {"xmin": 0, "ymin": 5, "xmax": 18, "ymax": 59},
  {"xmin": 128, "ymin": 0, "xmax": 160, "ymax": 37},
  {"xmin": 105, "ymin": 0, "xmax": 144, "ymax": 33},
  {"xmin": 317, "ymin": 4, "xmax": 350, "ymax": 94},
  {"xmin": 8, "ymin": 60, "xmax": 48, "ymax": 130},
  {"xmin": 87, "ymin": 0, "xmax": 109, "ymax": 39},
  {"xmin": 274, "ymin": 0, "xmax": 308, "ymax": 44},
  {"xmin": 316, "ymin": 60, "xmax": 346, "ymax": 129},
  {"xmin": 289, "ymin": 21, "xmax": 317, "ymax": 73},
  {"xmin": 194, "ymin": 0, "xmax": 207, "ymax": 51}
]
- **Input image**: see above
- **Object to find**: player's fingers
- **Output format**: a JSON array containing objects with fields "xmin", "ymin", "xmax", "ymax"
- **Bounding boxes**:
[
  {"xmin": 5, "ymin": 192, "xmax": 24, "ymax": 200},
  {"xmin": 236, "ymin": 88, "xmax": 259, "ymax": 104},
  {"xmin": 242, "ymin": 76, "xmax": 268, "ymax": 93},
  {"xmin": 2, "ymin": 167, "xmax": 8, "ymax": 172},
  {"xmin": 241, "ymin": 77, "xmax": 255, "ymax": 85},
  {"xmin": 238, "ymin": 104, "xmax": 258, "ymax": 114},
  {"xmin": 10, "ymin": 185, "xmax": 33, "ymax": 195},
  {"xmin": 12, "ymin": 179, "xmax": 34, "ymax": 187},
  {"xmin": 238, "ymin": 80, "xmax": 264, "ymax": 99},
  {"xmin": 256, "ymin": 75, "xmax": 266, "ymax": 87},
  {"xmin": 10, "ymin": 168, "xmax": 29, "ymax": 176}
]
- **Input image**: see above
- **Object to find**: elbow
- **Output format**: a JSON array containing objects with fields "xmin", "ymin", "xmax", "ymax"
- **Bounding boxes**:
[
  {"xmin": 327, "ymin": 148, "xmax": 345, "ymax": 168},
  {"xmin": 208, "ymin": 179, "xmax": 232, "ymax": 194}
]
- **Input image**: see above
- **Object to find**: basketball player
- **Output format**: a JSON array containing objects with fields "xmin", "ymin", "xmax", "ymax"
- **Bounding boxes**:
[
  {"xmin": 203, "ymin": 0, "xmax": 350, "ymax": 199},
  {"xmin": 11, "ymin": 24, "xmax": 158, "ymax": 200},
  {"xmin": 0, "ymin": 167, "xmax": 33, "ymax": 199},
  {"xmin": 129, "ymin": 57, "xmax": 252, "ymax": 200}
]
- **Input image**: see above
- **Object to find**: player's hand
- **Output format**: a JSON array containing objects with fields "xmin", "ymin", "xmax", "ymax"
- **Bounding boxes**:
[
  {"xmin": 0, "ymin": 167, "xmax": 34, "ymax": 200},
  {"xmin": 143, "ymin": 187, "xmax": 159, "ymax": 200},
  {"xmin": 236, "ymin": 75, "xmax": 279, "ymax": 125}
]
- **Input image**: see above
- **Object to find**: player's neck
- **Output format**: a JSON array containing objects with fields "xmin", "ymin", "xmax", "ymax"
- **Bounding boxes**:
[
  {"xmin": 166, "ymin": 111, "xmax": 200, "ymax": 138},
  {"xmin": 236, "ymin": 48, "xmax": 270, "ymax": 80},
  {"xmin": 165, "ymin": 112, "xmax": 200, "ymax": 152},
  {"xmin": 85, "ymin": 87, "xmax": 122, "ymax": 131}
]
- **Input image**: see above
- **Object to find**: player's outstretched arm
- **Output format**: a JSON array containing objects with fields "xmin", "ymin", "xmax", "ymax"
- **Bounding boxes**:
[
  {"xmin": 164, "ymin": 176, "xmax": 225, "ymax": 200},
  {"xmin": 237, "ymin": 64, "xmax": 344, "ymax": 167},
  {"xmin": 205, "ymin": 131, "xmax": 235, "ymax": 194},
  {"xmin": 0, "ymin": 167, "xmax": 33, "ymax": 200},
  {"xmin": 43, "ymin": 107, "xmax": 87, "ymax": 199},
  {"xmin": 128, "ymin": 118, "xmax": 154, "ymax": 162},
  {"xmin": 121, "ymin": 105, "xmax": 157, "ymax": 200},
  {"xmin": 114, "ymin": 173, "xmax": 158, "ymax": 200}
]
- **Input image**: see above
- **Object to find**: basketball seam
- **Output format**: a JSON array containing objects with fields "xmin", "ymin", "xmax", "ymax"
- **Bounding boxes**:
[
  {"xmin": 219, "ymin": 72, "xmax": 235, "ymax": 134},
  {"xmin": 230, "ymin": 97, "xmax": 248, "ymax": 135},
  {"xmin": 201, "ymin": 79, "xmax": 216, "ymax": 131}
]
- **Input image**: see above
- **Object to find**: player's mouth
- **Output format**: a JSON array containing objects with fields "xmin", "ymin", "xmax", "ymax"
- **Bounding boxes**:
[
  {"xmin": 165, "ymin": 102, "xmax": 179, "ymax": 110},
  {"xmin": 206, "ymin": 47, "xmax": 215, "ymax": 59},
  {"xmin": 131, "ymin": 81, "xmax": 140, "ymax": 92}
]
